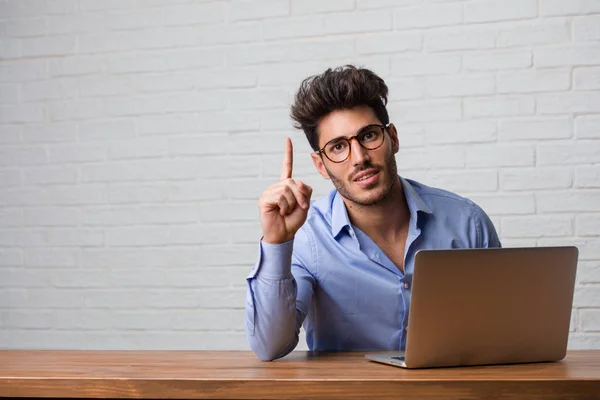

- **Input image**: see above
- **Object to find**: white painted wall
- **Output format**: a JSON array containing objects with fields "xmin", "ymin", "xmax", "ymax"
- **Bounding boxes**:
[{"xmin": 1, "ymin": 0, "xmax": 599, "ymax": 350}]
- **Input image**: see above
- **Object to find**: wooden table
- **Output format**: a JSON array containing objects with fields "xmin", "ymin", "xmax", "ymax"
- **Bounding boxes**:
[{"xmin": 1, "ymin": 350, "xmax": 600, "ymax": 399}]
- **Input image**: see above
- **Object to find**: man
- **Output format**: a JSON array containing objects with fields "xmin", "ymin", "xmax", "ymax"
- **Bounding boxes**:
[{"xmin": 245, "ymin": 65, "xmax": 501, "ymax": 361}]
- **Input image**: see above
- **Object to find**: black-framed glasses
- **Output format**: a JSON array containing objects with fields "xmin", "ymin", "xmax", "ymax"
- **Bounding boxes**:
[{"xmin": 315, "ymin": 124, "xmax": 388, "ymax": 163}]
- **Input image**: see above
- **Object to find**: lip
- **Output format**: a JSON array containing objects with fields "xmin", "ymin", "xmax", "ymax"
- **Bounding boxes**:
[{"xmin": 353, "ymin": 168, "xmax": 379, "ymax": 184}]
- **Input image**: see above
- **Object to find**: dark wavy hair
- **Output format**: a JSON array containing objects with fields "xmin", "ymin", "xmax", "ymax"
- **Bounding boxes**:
[{"xmin": 290, "ymin": 65, "xmax": 389, "ymax": 151}]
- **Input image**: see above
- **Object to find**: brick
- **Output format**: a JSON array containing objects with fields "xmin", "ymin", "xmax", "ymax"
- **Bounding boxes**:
[
  {"xmin": 573, "ymin": 286, "xmax": 600, "ymax": 308},
  {"xmin": 0, "ymin": 146, "xmax": 48, "ymax": 166},
  {"xmin": 22, "ymin": 208, "xmax": 76, "ymax": 228},
  {"xmin": 79, "ymin": 119, "xmax": 136, "ymax": 141},
  {"xmin": 107, "ymin": 227, "xmax": 169, "ymax": 247},
  {"xmin": 325, "ymin": 10, "xmax": 393, "ymax": 34},
  {"xmin": 568, "ymin": 97, "xmax": 600, "ymax": 125},
  {"xmin": 22, "ymin": 123, "xmax": 78, "ymax": 143},
  {"xmin": 426, "ymin": 75, "xmax": 495, "ymax": 97},
  {"xmin": 106, "ymin": 53, "xmax": 166, "ymax": 74},
  {"xmin": 426, "ymin": 29, "xmax": 496, "ymax": 52},
  {"xmin": 105, "ymin": 92, "xmax": 226, "ymax": 117},
  {"xmin": 135, "ymin": 72, "xmax": 196, "ymax": 93},
  {"xmin": 170, "ymin": 225, "xmax": 230, "ymax": 245},
  {"xmin": 464, "ymin": 96, "xmax": 535, "ymax": 118},
  {"xmin": 137, "ymin": 113, "xmax": 197, "ymax": 135},
  {"xmin": 581, "ymin": 310, "xmax": 600, "ymax": 332},
  {"xmin": 385, "ymin": 78, "xmax": 426, "ymax": 101},
  {"xmin": 466, "ymin": 145, "xmax": 535, "ymax": 168},
  {"xmin": 499, "ymin": 118, "xmax": 572, "ymax": 141},
  {"xmin": 497, "ymin": 69, "xmax": 570, "ymax": 94},
  {"xmin": 574, "ymin": 15, "xmax": 600, "ymax": 41},
  {"xmin": 541, "ymin": 0, "xmax": 600, "ymax": 16},
  {"xmin": 0, "ymin": 249, "xmax": 22, "ymax": 266},
  {"xmin": 397, "ymin": 146, "xmax": 466, "ymax": 171},
  {"xmin": 292, "ymin": 0, "xmax": 354, "ymax": 15},
  {"xmin": 538, "ymin": 141, "xmax": 600, "ymax": 165},
  {"xmin": 574, "ymin": 67, "xmax": 600, "ymax": 90},
  {"xmin": 24, "ymin": 249, "xmax": 78, "ymax": 268},
  {"xmin": 540, "ymin": 237, "xmax": 600, "ymax": 260},
  {"xmin": 197, "ymin": 200, "xmax": 258, "ymax": 222},
  {"xmin": 137, "ymin": 205, "xmax": 198, "ymax": 225},
  {"xmin": 23, "ymin": 166, "xmax": 78, "ymax": 185},
  {"xmin": 108, "ymin": 139, "xmax": 167, "ymax": 160},
  {"xmin": 498, "ymin": 20, "xmax": 570, "ymax": 47},
  {"xmin": 0, "ymin": 104, "xmax": 46, "ymax": 124},
  {"xmin": 106, "ymin": 9, "xmax": 164, "ymax": 29},
  {"xmin": 45, "ymin": 184, "xmax": 108, "ymax": 206},
  {"xmin": 48, "ymin": 99, "xmax": 106, "ymax": 121},
  {"xmin": 0, "ymin": 60, "xmax": 47, "ymax": 83},
  {"xmin": 228, "ymin": 89, "xmax": 291, "ymax": 111},
  {"xmin": 21, "ymin": 79, "xmax": 79, "ymax": 102},
  {"xmin": 393, "ymin": 4, "xmax": 463, "ymax": 29},
  {"xmin": 196, "ymin": 68, "xmax": 258, "ymax": 89},
  {"xmin": 535, "ymin": 44, "xmax": 600, "ymax": 67},
  {"xmin": 0, "ymin": 125, "xmax": 21, "ymax": 144},
  {"xmin": 47, "ymin": 13, "xmax": 104, "ymax": 35},
  {"xmin": 82, "ymin": 207, "xmax": 136, "ymax": 226},
  {"xmin": 388, "ymin": 99, "xmax": 462, "ymax": 122},
  {"xmin": 541, "ymin": 92, "xmax": 600, "ymax": 114},
  {"xmin": 465, "ymin": 0, "xmax": 537, "ymax": 22},
  {"xmin": 48, "ymin": 144, "xmax": 106, "ymax": 163},
  {"xmin": 356, "ymin": 33, "xmax": 422, "ymax": 55},
  {"xmin": 49, "ymin": 56, "xmax": 105, "ymax": 77},
  {"xmin": 78, "ymin": 76, "xmax": 135, "ymax": 98},
  {"xmin": 425, "ymin": 120, "xmax": 497, "ymax": 144},
  {"xmin": 0, "ymin": 84, "xmax": 18, "ymax": 105},
  {"xmin": 425, "ymin": 170, "xmax": 498, "ymax": 193},
  {"xmin": 264, "ymin": 17, "xmax": 326, "ymax": 40},
  {"xmin": 576, "ymin": 166, "xmax": 600, "ymax": 188},
  {"xmin": 577, "ymin": 214, "xmax": 600, "ymax": 236},
  {"xmin": 0, "ymin": 38, "xmax": 20, "ymax": 59},
  {"xmin": 358, "ymin": 0, "xmax": 421, "ymax": 8},
  {"xmin": 109, "ymin": 183, "xmax": 168, "ymax": 204},
  {"xmin": 199, "ymin": 21, "xmax": 262, "ymax": 45},
  {"xmin": 578, "ymin": 261, "xmax": 600, "ymax": 284},
  {"xmin": 21, "ymin": 35, "xmax": 76, "ymax": 57},
  {"xmin": 466, "ymin": 194, "xmax": 535, "ymax": 215},
  {"xmin": 230, "ymin": 0, "xmax": 289, "ymax": 21},
  {"xmin": 2, "ymin": 17, "xmax": 47, "ymax": 38},
  {"xmin": 537, "ymin": 191, "xmax": 600, "ymax": 213},
  {"xmin": 258, "ymin": 61, "xmax": 323, "ymax": 87},
  {"xmin": 502, "ymin": 215, "xmax": 573, "ymax": 238},
  {"xmin": 167, "ymin": 183, "xmax": 226, "ymax": 202},
  {"xmin": 500, "ymin": 168, "xmax": 572, "ymax": 191},
  {"xmin": 0, "ymin": 171, "xmax": 21, "ymax": 187}
]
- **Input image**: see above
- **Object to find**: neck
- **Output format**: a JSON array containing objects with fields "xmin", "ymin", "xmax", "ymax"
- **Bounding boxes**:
[{"xmin": 343, "ymin": 178, "xmax": 410, "ymax": 243}]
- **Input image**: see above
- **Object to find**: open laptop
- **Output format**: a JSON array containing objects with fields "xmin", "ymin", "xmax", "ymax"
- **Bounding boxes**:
[{"xmin": 366, "ymin": 246, "xmax": 578, "ymax": 369}]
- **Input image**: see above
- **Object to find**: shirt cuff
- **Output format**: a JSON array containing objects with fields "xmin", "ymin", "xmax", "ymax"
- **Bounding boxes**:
[{"xmin": 256, "ymin": 238, "xmax": 294, "ymax": 280}]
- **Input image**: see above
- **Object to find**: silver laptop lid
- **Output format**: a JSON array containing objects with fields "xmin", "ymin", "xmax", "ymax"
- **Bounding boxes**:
[{"xmin": 403, "ymin": 246, "xmax": 578, "ymax": 368}]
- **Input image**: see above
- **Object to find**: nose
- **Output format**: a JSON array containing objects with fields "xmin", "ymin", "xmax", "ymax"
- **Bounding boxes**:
[{"xmin": 348, "ymin": 137, "xmax": 370, "ymax": 166}]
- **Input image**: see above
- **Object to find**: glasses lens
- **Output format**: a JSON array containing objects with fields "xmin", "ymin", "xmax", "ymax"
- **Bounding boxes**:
[
  {"xmin": 324, "ymin": 138, "xmax": 349, "ymax": 163},
  {"xmin": 359, "ymin": 126, "xmax": 384, "ymax": 150}
]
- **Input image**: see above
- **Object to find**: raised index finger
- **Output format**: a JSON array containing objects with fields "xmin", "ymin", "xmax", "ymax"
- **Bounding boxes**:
[{"xmin": 280, "ymin": 137, "xmax": 293, "ymax": 180}]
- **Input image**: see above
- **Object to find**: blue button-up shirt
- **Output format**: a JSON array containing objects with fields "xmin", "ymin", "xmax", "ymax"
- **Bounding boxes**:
[{"xmin": 245, "ymin": 176, "xmax": 501, "ymax": 361}]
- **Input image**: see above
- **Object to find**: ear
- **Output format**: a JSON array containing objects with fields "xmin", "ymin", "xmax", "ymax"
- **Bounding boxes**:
[
  {"xmin": 387, "ymin": 123, "xmax": 400, "ymax": 154},
  {"xmin": 311, "ymin": 152, "xmax": 330, "ymax": 180}
]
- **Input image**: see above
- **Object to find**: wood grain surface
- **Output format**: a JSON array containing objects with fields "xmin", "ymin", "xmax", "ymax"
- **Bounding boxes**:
[{"xmin": 1, "ymin": 350, "xmax": 600, "ymax": 399}]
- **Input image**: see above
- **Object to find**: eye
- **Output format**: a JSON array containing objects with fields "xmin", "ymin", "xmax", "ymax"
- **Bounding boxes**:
[
  {"xmin": 360, "ymin": 129, "xmax": 379, "ymax": 142},
  {"xmin": 327, "ymin": 140, "xmax": 348, "ymax": 154}
]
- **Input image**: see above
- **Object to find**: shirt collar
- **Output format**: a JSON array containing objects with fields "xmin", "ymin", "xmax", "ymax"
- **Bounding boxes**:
[{"xmin": 330, "ymin": 176, "xmax": 432, "ymax": 238}]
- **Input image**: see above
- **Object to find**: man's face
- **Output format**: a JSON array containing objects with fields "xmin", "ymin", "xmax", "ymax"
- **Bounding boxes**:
[{"xmin": 311, "ymin": 106, "xmax": 400, "ymax": 207}]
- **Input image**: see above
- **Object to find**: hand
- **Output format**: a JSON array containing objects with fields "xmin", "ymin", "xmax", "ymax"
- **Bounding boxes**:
[{"xmin": 258, "ymin": 138, "xmax": 313, "ymax": 244}]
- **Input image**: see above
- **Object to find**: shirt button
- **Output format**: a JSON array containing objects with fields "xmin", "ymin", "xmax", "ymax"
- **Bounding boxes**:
[{"xmin": 404, "ymin": 282, "xmax": 409, "ymax": 289}]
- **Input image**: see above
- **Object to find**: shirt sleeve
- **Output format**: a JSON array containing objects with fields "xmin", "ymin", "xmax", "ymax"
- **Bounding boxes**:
[
  {"xmin": 245, "ymin": 226, "xmax": 315, "ymax": 361},
  {"xmin": 472, "ymin": 202, "xmax": 502, "ymax": 248}
]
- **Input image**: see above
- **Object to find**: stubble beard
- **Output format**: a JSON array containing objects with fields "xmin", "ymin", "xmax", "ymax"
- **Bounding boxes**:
[{"xmin": 325, "ymin": 152, "xmax": 399, "ymax": 207}]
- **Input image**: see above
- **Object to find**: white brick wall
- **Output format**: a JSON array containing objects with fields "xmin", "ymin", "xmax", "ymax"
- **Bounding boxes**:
[{"xmin": 1, "ymin": 0, "xmax": 599, "ymax": 351}]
